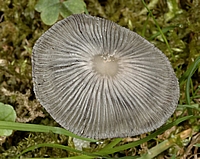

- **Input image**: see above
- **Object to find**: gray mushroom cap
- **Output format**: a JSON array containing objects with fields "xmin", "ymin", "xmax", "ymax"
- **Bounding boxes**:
[{"xmin": 32, "ymin": 14, "xmax": 180, "ymax": 139}]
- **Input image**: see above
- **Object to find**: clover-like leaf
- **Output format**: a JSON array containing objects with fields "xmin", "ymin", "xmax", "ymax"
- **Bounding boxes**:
[
  {"xmin": 0, "ymin": 102, "xmax": 17, "ymax": 136},
  {"xmin": 63, "ymin": 0, "xmax": 86, "ymax": 14},
  {"xmin": 41, "ymin": 3, "xmax": 60, "ymax": 25},
  {"xmin": 35, "ymin": 0, "xmax": 59, "ymax": 12},
  {"xmin": 35, "ymin": 0, "xmax": 87, "ymax": 25},
  {"xmin": 60, "ymin": 3, "xmax": 72, "ymax": 18}
]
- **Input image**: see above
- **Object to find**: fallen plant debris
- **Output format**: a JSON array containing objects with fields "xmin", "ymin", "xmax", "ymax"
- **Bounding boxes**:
[{"xmin": 0, "ymin": 0, "xmax": 199, "ymax": 158}]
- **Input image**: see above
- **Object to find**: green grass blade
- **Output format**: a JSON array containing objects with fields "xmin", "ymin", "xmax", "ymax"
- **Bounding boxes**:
[
  {"xmin": 94, "ymin": 115, "xmax": 194, "ymax": 155},
  {"xmin": 0, "ymin": 121, "xmax": 97, "ymax": 142},
  {"xmin": 194, "ymin": 144, "xmax": 200, "ymax": 147},
  {"xmin": 138, "ymin": 128, "xmax": 193, "ymax": 159},
  {"xmin": 118, "ymin": 157, "xmax": 139, "ymax": 159},
  {"xmin": 170, "ymin": 154, "xmax": 176, "ymax": 159},
  {"xmin": 185, "ymin": 56, "xmax": 200, "ymax": 105},
  {"xmin": 138, "ymin": 140, "xmax": 173, "ymax": 159},
  {"xmin": 179, "ymin": 56, "xmax": 200, "ymax": 85},
  {"xmin": 98, "ymin": 138, "xmax": 122, "ymax": 152},
  {"xmin": 141, "ymin": 12, "xmax": 150, "ymax": 37},
  {"xmin": 66, "ymin": 155, "xmax": 95, "ymax": 159},
  {"xmin": 141, "ymin": 0, "xmax": 174, "ymax": 60},
  {"xmin": 177, "ymin": 104, "xmax": 200, "ymax": 111},
  {"xmin": 148, "ymin": 26, "xmax": 177, "ymax": 41},
  {"xmin": 15, "ymin": 156, "xmax": 95, "ymax": 159},
  {"xmin": 16, "ymin": 143, "xmax": 98, "ymax": 159},
  {"xmin": 16, "ymin": 158, "xmax": 93, "ymax": 159}
]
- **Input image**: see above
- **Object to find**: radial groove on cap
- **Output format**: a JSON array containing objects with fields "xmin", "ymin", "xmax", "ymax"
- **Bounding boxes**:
[{"xmin": 32, "ymin": 14, "xmax": 179, "ymax": 139}]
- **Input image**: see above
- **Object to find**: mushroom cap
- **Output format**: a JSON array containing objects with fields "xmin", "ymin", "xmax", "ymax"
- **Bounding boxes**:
[{"xmin": 32, "ymin": 14, "xmax": 179, "ymax": 139}]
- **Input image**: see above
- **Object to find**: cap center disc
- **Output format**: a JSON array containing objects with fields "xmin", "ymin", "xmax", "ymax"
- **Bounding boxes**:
[{"xmin": 92, "ymin": 54, "xmax": 119, "ymax": 77}]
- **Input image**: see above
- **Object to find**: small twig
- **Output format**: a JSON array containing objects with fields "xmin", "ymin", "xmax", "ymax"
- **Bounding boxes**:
[
  {"xmin": 0, "ymin": 13, "xmax": 4, "ymax": 23},
  {"xmin": 182, "ymin": 133, "xmax": 200, "ymax": 159},
  {"xmin": 138, "ymin": 128, "xmax": 194, "ymax": 159}
]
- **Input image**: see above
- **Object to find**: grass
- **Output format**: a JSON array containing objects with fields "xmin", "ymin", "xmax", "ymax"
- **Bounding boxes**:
[{"xmin": 0, "ymin": 0, "xmax": 200, "ymax": 158}]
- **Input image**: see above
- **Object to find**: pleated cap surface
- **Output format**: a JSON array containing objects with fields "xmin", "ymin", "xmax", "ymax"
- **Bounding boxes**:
[{"xmin": 32, "ymin": 14, "xmax": 180, "ymax": 139}]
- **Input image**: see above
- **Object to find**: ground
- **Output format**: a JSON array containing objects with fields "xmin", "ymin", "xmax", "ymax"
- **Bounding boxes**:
[{"xmin": 0, "ymin": 0, "xmax": 200, "ymax": 158}]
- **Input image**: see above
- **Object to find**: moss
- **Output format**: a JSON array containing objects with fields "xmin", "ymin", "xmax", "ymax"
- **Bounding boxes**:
[
  {"xmin": 1, "ymin": 132, "xmax": 68, "ymax": 158},
  {"xmin": 0, "ymin": 0, "xmax": 200, "ymax": 158}
]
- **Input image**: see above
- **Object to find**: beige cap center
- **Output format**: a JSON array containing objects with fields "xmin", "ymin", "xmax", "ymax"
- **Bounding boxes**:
[{"xmin": 93, "ymin": 54, "xmax": 118, "ymax": 77}]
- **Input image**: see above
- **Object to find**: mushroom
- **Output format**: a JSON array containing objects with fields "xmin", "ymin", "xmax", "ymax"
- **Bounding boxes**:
[{"xmin": 32, "ymin": 14, "xmax": 179, "ymax": 139}]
